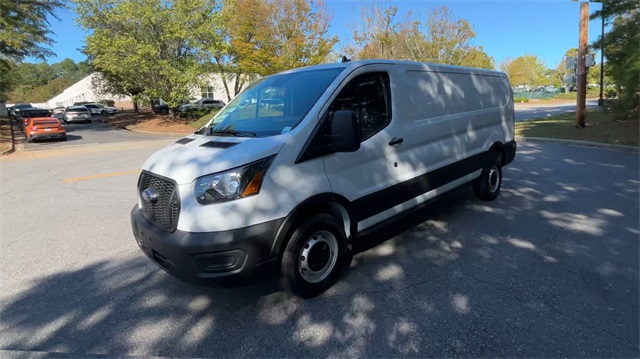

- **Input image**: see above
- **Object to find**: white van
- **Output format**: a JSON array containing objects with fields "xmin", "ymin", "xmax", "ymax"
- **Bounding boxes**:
[{"xmin": 131, "ymin": 60, "xmax": 516, "ymax": 297}]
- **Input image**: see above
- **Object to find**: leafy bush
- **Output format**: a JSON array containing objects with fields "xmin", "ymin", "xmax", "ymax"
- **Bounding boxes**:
[
  {"xmin": 100, "ymin": 99, "xmax": 115, "ymax": 107},
  {"xmin": 513, "ymin": 97, "xmax": 529, "ymax": 103},
  {"xmin": 178, "ymin": 107, "xmax": 214, "ymax": 120},
  {"xmin": 605, "ymin": 88, "xmax": 618, "ymax": 99}
]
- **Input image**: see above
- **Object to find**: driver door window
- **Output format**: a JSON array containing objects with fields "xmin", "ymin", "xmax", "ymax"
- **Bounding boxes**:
[{"xmin": 326, "ymin": 72, "xmax": 391, "ymax": 141}]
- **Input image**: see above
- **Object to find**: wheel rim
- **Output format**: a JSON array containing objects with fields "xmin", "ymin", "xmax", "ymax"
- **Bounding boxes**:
[
  {"xmin": 298, "ymin": 230, "xmax": 339, "ymax": 283},
  {"xmin": 488, "ymin": 165, "xmax": 500, "ymax": 193}
]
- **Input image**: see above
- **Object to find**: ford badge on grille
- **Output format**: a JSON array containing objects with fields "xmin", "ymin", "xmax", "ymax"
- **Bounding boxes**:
[{"xmin": 142, "ymin": 187, "xmax": 159, "ymax": 204}]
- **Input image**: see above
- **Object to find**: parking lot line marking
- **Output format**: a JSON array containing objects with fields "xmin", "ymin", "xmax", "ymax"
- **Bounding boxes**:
[{"xmin": 63, "ymin": 169, "xmax": 139, "ymax": 183}]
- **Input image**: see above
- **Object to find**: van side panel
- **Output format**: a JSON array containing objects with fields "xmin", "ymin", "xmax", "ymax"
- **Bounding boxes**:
[
  {"xmin": 345, "ymin": 67, "xmax": 514, "ymax": 230},
  {"xmin": 392, "ymin": 69, "xmax": 513, "ymax": 177}
]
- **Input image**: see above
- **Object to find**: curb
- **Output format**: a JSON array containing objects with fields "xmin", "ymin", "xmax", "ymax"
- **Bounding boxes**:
[
  {"xmin": 516, "ymin": 136, "xmax": 639, "ymax": 153},
  {"xmin": 121, "ymin": 126, "xmax": 191, "ymax": 136},
  {"xmin": 1, "ymin": 147, "xmax": 14, "ymax": 157}
]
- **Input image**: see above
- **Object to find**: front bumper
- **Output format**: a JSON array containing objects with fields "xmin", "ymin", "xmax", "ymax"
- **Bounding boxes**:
[{"xmin": 131, "ymin": 206, "xmax": 283, "ymax": 285}]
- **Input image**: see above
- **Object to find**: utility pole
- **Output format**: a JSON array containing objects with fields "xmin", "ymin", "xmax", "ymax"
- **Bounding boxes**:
[
  {"xmin": 598, "ymin": 1, "xmax": 605, "ymax": 106},
  {"xmin": 576, "ymin": 1, "xmax": 589, "ymax": 128}
]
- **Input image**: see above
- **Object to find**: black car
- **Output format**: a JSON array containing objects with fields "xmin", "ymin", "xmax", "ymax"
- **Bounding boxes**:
[
  {"xmin": 17, "ymin": 108, "xmax": 52, "ymax": 130},
  {"xmin": 153, "ymin": 100, "xmax": 191, "ymax": 114},
  {"xmin": 9, "ymin": 103, "xmax": 33, "ymax": 120},
  {"xmin": 177, "ymin": 98, "xmax": 226, "ymax": 113}
]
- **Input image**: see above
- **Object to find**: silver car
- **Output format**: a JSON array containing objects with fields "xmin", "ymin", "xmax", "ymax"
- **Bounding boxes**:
[{"xmin": 63, "ymin": 106, "xmax": 92, "ymax": 123}]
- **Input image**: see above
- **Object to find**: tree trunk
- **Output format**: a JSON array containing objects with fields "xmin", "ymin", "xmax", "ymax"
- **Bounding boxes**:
[
  {"xmin": 169, "ymin": 108, "xmax": 176, "ymax": 119},
  {"xmin": 214, "ymin": 57, "xmax": 233, "ymax": 102},
  {"xmin": 234, "ymin": 74, "xmax": 242, "ymax": 97},
  {"xmin": 133, "ymin": 101, "xmax": 139, "ymax": 113}
]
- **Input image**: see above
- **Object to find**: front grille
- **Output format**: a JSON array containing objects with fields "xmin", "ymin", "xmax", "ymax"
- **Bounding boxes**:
[{"xmin": 138, "ymin": 172, "xmax": 180, "ymax": 231}]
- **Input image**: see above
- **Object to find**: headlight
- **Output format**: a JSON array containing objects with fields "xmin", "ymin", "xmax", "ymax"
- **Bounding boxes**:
[{"xmin": 194, "ymin": 156, "xmax": 275, "ymax": 204}]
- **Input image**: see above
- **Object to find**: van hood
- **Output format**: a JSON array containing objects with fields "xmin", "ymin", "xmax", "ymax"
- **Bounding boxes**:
[{"xmin": 142, "ymin": 134, "xmax": 286, "ymax": 184}]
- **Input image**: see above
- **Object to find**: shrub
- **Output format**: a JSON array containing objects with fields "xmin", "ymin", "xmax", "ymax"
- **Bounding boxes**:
[
  {"xmin": 100, "ymin": 99, "xmax": 116, "ymax": 107},
  {"xmin": 178, "ymin": 107, "xmax": 214, "ymax": 120},
  {"xmin": 513, "ymin": 97, "xmax": 529, "ymax": 103},
  {"xmin": 605, "ymin": 88, "xmax": 618, "ymax": 99}
]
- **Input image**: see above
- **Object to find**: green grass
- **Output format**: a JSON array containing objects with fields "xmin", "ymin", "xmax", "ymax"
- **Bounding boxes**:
[{"xmin": 515, "ymin": 110, "xmax": 639, "ymax": 147}]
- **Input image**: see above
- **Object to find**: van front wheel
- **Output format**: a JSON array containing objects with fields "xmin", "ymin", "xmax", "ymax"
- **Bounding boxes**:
[
  {"xmin": 474, "ymin": 154, "xmax": 502, "ymax": 201},
  {"xmin": 281, "ymin": 214, "xmax": 347, "ymax": 298}
]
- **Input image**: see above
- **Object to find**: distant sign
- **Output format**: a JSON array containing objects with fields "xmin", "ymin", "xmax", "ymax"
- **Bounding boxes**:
[
  {"xmin": 566, "ymin": 56, "xmax": 577, "ymax": 71},
  {"xmin": 563, "ymin": 74, "xmax": 577, "ymax": 85},
  {"xmin": 585, "ymin": 53, "xmax": 596, "ymax": 67}
]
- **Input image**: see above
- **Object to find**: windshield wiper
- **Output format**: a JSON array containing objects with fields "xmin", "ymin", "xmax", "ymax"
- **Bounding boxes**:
[{"xmin": 210, "ymin": 129, "xmax": 257, "ymax": 137}]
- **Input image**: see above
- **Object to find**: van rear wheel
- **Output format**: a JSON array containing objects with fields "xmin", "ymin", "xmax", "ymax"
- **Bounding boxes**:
[
  {"xmin": 281, "ymin": 214, "xmax": 347, "ymax": 298},
  {"xmin": 474, "ymin": 153, "xmax": 502, "ymax": 201}
]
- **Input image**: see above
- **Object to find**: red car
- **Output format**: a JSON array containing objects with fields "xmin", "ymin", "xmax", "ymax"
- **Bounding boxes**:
[{"xmin": 24, "ymin": 117, "xmax": 67, "ymax": 142}]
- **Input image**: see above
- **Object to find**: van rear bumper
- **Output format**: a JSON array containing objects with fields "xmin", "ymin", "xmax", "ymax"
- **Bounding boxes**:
[
  {"xmin": 131, "ymin": 206, "xmax": 283, "ymax": 285},
  {"xmin": 504, "ymin": 140, "xmax": 517, "ymax": 165}
]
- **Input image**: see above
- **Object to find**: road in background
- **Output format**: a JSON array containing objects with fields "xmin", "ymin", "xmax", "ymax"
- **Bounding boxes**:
[
  {"xmin": 18, "ymin": 99, "xmax": 599, "ymax": 153},
  {"xmin": 515, "ymin": 99, "xmax": 599, "ymax": 122},
  {"xmin": 1, "ymin": 141, "xmax": 638, "ymax": 357}
]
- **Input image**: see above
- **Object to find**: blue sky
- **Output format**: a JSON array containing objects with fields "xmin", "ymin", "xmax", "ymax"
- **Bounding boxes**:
[{"xmin": 40, "ymin": 0, "xmax": 605, "ymax": 69}]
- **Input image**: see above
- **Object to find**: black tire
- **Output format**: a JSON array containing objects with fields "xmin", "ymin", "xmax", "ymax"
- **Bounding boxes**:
[
  {"xmin": 474, "ymin": 152, "xmax": 502, "ymax": 201},
  {"xmin": 281, "ymin": 213, "xmax": 348, "ymax": 298},
  {"xmin": 26, "ymin": 135, "xmax": 32, "ymax": 143},
  {"xmin": 101, "ymin": 110, "xmax": 107, "ymax": 116}
]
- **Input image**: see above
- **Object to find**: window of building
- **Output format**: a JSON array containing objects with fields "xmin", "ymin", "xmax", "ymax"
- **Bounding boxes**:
[{"xmin": 201, "ymin": 86, "xmax": 215, "ymax": 99}]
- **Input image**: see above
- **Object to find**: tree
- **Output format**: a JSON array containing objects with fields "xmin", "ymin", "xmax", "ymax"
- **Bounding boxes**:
[
  {"xmin": 7, "ymin": 59, "xmax": 94, "ymax": 103},
  {"xmin": 344, "ymin": 4, "xmax": 494, "ymax": 69},
  {"xmin": 228, "ymin": 0, "xmax": 337, "ymax": 76},
  {"xmin": 74, "ymin": 0, "xmax": 218, "ymax": 117},
  {"xmin": 499, "ymin": 55, "xmax": 546, "ymax": 87},
  {"xmin": 196, "ymin": 0, "xmax": 256, "ymax": 102},
  {"xmin": 0, "ymin": 0, "xmax": 65, "ymax": 111},
  {"xmin": 591, "ymin": 0, "xmax": 639, "ymax": 115}
]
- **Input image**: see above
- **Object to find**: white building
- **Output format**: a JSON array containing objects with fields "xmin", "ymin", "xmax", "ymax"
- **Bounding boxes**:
[
  {"xmin": 47, "ymin": 73, "xmax": 132, "ymax": 108},
  {"xmin": 47, "ymin": 72, "xmax": 245, "ymax": 109}
]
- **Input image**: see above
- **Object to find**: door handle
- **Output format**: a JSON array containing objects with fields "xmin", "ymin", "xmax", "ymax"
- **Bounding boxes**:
[{"xmin": 389, "ymin": 137, "xmax": 404, "ymax": 146}]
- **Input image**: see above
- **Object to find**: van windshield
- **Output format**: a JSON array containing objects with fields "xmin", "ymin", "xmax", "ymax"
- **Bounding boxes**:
[{"xmin": 207, "ymin": 68, "xmax": 343, "ymax": 137}]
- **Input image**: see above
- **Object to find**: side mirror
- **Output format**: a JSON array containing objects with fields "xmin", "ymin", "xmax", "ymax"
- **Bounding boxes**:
[{"xmin": 330, "ymin": 110, "xmax": 360, "ymax": 152}]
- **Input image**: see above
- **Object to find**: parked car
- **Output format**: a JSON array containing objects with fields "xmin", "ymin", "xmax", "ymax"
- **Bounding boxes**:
[
  {"xmin": 63, "ymin": 106, "xmax": 92, "ymax": 123},
  {"xmin": 82, "ymin": 103, "xmax": 118, "ymax": 116},
  {"xmin": 9, "ymin": 103, "xmax": 33, "ymax": 119},
  {"xmin": 153, "ymin": 100, "xmax": 191, "ymax": 114},
  {"xmin": 24, "ymin": 117, "xmax": 66, "ymax": 142},
  {"xmin": 52, "ymin": 107, "xmax": 65, "ymax": 115},
  {"xmin": 18, "ymin": 108, "xmax": 52, "ymax": 130},
  {"xmin": 177, "ymin": 98, "xmax": 226, "ymax": 112},
  {"xmin": 131, "ymin": 59, "xmax": 517, "ymax": 298}
]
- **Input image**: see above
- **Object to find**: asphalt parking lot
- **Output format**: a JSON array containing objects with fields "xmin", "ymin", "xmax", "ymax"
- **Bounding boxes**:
[
  {"xmin": 0, "ymin": 140, "xmax": 638, "ymax": 357},
  {"xmin": 21, "ymin": 114, "xmax": 176, "ymax": 150}
]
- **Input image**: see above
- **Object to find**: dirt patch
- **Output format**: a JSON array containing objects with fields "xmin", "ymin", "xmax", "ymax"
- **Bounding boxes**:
[{"xmin": 101, "ymin": 112, "xmax": 195, "ymax": 135}]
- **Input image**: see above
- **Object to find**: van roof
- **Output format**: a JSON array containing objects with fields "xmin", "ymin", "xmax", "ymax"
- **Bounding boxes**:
[{"xmin": 280, "ymin": 59, "xmax": 506, "ymax": 77}]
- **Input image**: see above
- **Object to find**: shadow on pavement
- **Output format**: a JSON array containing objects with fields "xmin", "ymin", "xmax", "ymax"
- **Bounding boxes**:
[{"xmin": 1, "ymin": 142, "xmax": 638, "ymax": 357}]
